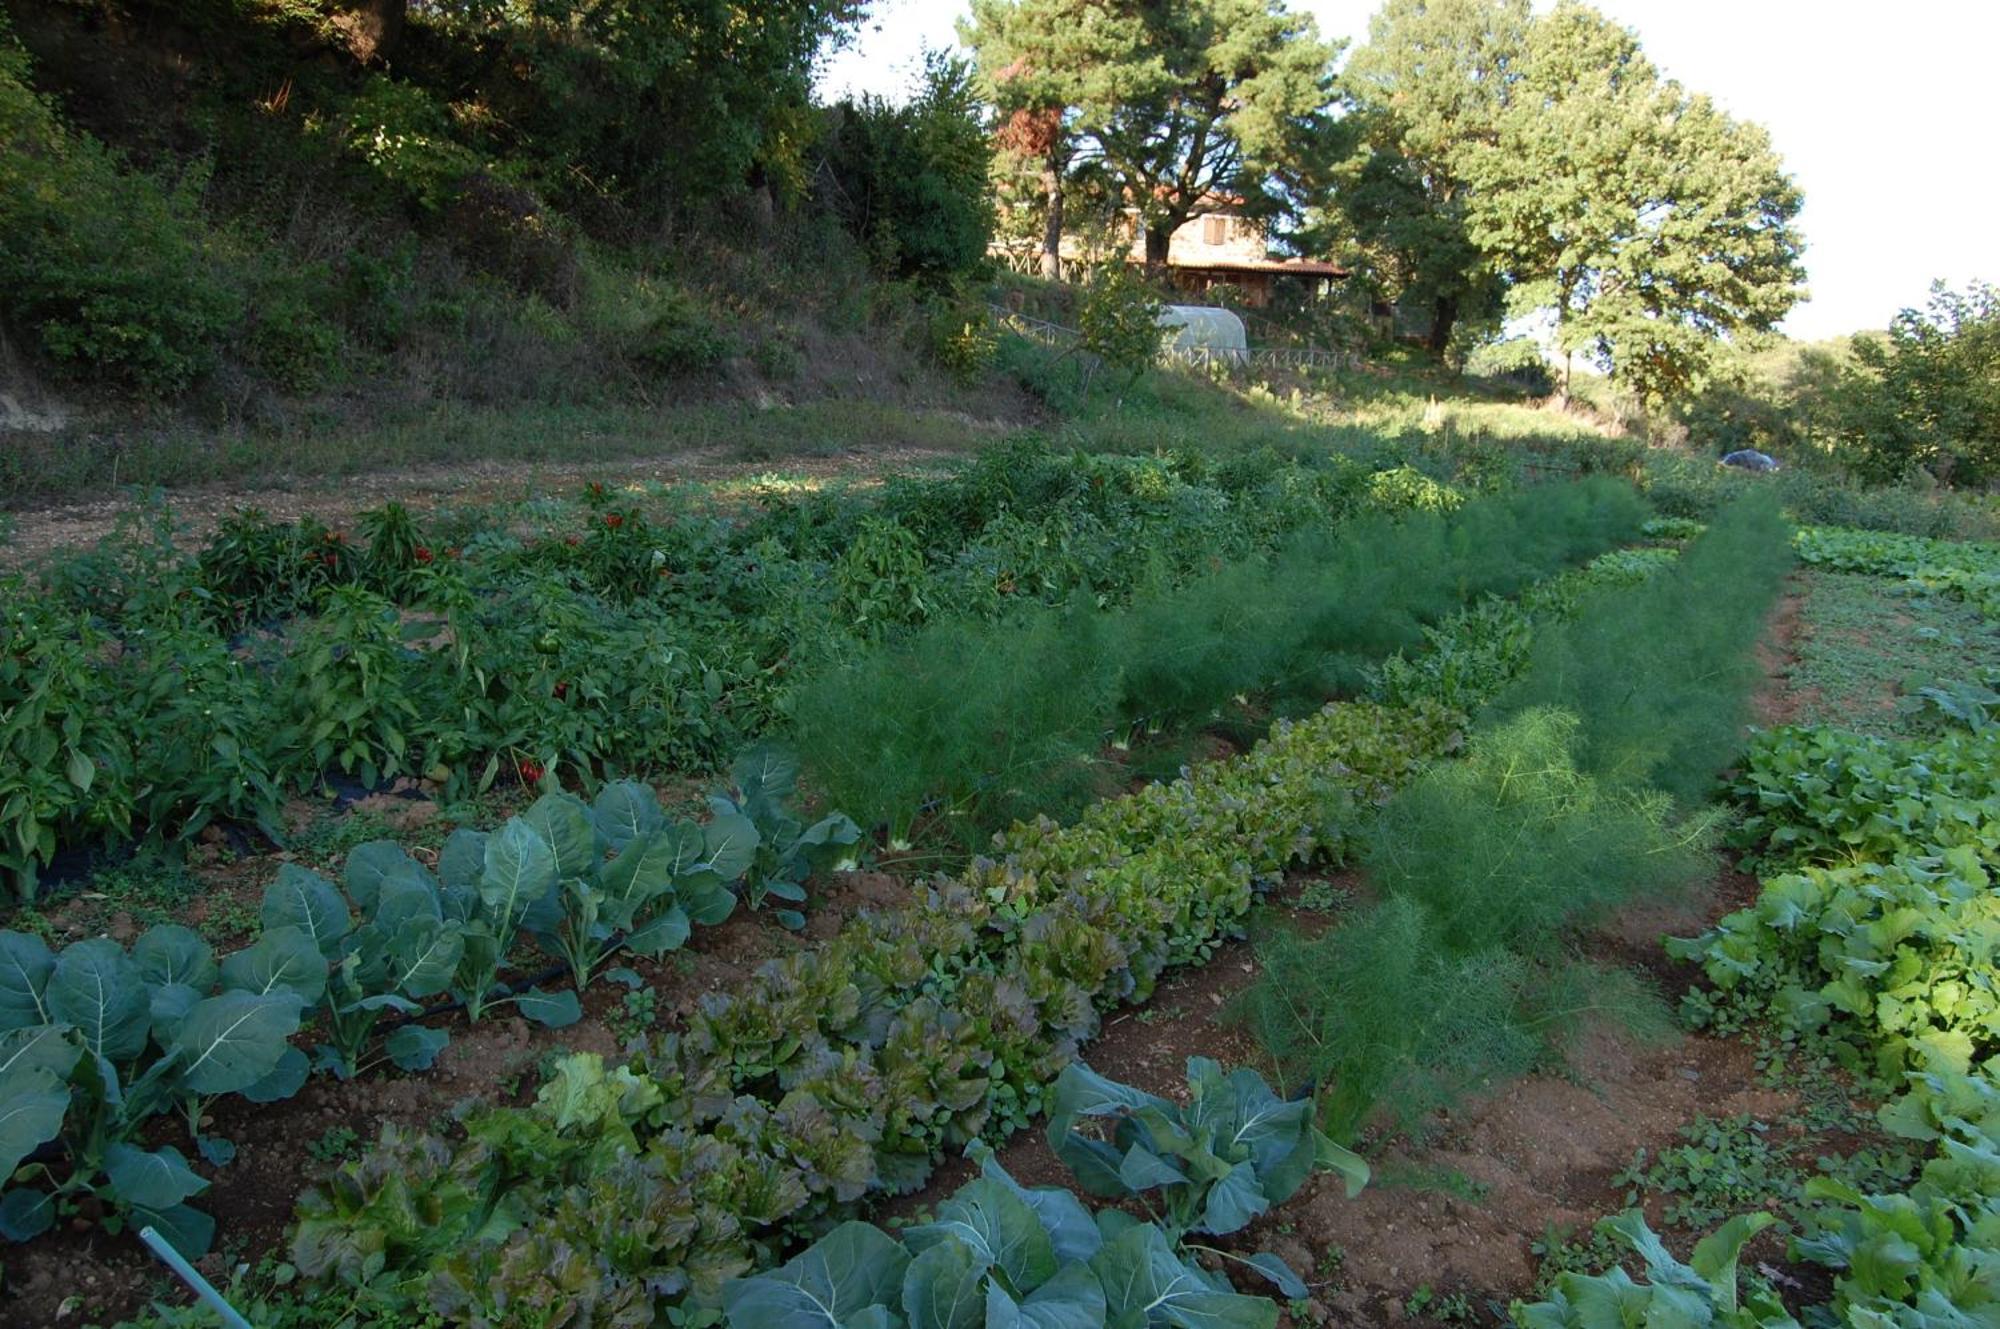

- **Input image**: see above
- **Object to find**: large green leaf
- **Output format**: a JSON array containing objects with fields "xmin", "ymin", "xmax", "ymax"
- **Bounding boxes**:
[
  {"xmin": 978, "ymin": 1147, "xmax": 1101, "ymax": 1265},
  {"xmin": 593, "ymin": 781, "xmax": 665, "ymax": 852},
  {"xmin": 148, "ymin": 982, "xmax": 202, "ymax": 1044},
  {"xmin": 0, "ymin": 1066, "xmax": 69, "ymax": 1178},
  {"xmin": 134, "ymin": 1200, "xmax": 215, "ymax": 1260},
  {"xmin": 1091, "ymin": 1222, "xmax": 1276, "ymax": 1329},
  {"xmin": 987, "ymin": 1261, "xmax": 1107, "ymax": 1329},
  {"xmin": 1688, "ymin": 1213, "xmax": 1777, "ymax": 1313},
  {"xmin": 47, "ymin": 938, "xmax": 150, "ymax": 1063},
  {"xmin": 700, "ymin": 813, "xmax": 762, "ymax": 883},
  {"xmin": 0, "ymin": 1186, "xmax": 54, "ymax": 1241},
  {"xmin": 437, "ymin": 828, "xmax": 488, "ymax": 897},
  {"xmin": 902, "ymin": 1236, "xmax": 986, "ymax": 1329},
  {"xmin": 171, "ymin": 992, "xmax": 305, "ymax": 1096},
  {"xmin": 220, "ymin": 926, "xmax": 327, "ymax": 1006},
  {"xmin": 0, "ymin": 1025, "xmax": 78, "ymax": 1085},
  {"xmin": 515, "ymin": 987, "xmax": 582, "ymax": 1028},
  {"xmin": 732, "ymin": 743, "xmax": 802, "ymax": 818},
  {"xmin": 625, "ymin": 903, "xmax": 692, "ymax": 957},
  {"xmin": 480, "ymin": 818, "xmax": 558, "ymax": 922},
  {"xmin": 387, "ymin": 919, "xmax": 464, "ymax": 999},
  {"xmin": 132, "ymin": 926, "xmax": 216, "ymax": 992},
  {"xmin": 384, "ymin": 1024, "xmax": 449, "ymax": 1072},
  {"xmin": 1195, "ymin": 1162, "xmax": 1269, "ymax": 1236},
  {"xmin": 524, "ymin": 792, "xmax": 600, "ymax": 883},
  {"xmin": 1047, "ymin": 1063, "xmax": 1177, "ymax": 1143},
  {"xmin": 373, "ymin": 872, "xmax": 444, "ymax": 936},
  {"xmin": 904, "ymin": 1178, "xmax": 1056, "ymax": 1294},
  {"xmin": 0, "ymin": 930, "xmax": 53, "ymax": 1030},
  {"xmin": 262, "ymin": 865, "xmax": 353, "ymax": 957},
  {"xmin": 105, "ymin": 1143, "xmax": 209, "ymax": 1209},
  {"xmin": 344, "ymin": 841, "xmax": 430, "ymax": 915},
  {"xmin": 240, "ymin": 1045, "xmax": 309, "ymax": 1103},
  {"xmin": 723, "ymin": 1220, "xmax": 911, "ymax": 1329},
  {"xmin": 601, "ymin": 832, "xmax": 682, "ymax": 918}
]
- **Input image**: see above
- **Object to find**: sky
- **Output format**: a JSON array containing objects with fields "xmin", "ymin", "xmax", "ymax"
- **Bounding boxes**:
[{"xmin": 816, "ymin": 0, "xmax": 1999, "ymax": 341}]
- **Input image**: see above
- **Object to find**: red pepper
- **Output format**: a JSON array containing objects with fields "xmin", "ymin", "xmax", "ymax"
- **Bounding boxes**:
[
  {"xmin": 553, "ymin": 681, "xmax": 569, "ymax": 700},
  {"xmin": 604, "ymin": 514, "xmax": 624, "ymax": 529},
  {"xmin": 414, "ymin": 546, "xmax": 434, "ymax": 564},
  {"xmin": 519, "ymin": 759, "xmax": 545, "ymax": 784}
]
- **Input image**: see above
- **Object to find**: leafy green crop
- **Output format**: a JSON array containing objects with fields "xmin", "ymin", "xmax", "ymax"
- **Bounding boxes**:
[
  {"xmin": 1045, "ymin": 1058, "xmax": 1362, "ymax": 1293},
  {"xmin": 280, "ymin": 699, "xmax": 1457, "ymax": 1319},
  {"xmin": 726, "ymin": 1174, "xmax": 1269, "ymax": 1329},
  {"xmin": 1725, "ymin": 724, "xmax": 2000, "ymax": 873},
  {"xmin": 0, "ymin": 926, "xmax": 308, "ymax": 1255},
  {"xmin": 1512, "ymin": 1211, "xmax": 1795, "ymax": 1329},
  {"xmin": 704, "ymin": 743, "xmax": 861, "ymax": 929}
]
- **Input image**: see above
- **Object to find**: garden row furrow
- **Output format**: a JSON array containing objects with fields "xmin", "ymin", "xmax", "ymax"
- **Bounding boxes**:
[{"xmin": 259, "ymin": 534, "xmax": 1696, "ymax": 1324}]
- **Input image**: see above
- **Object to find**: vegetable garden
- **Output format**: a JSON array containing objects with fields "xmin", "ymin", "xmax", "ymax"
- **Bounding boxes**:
[{"xmin": 1, "ymin": 440, "xmax": 1996, "ymax": 1329}]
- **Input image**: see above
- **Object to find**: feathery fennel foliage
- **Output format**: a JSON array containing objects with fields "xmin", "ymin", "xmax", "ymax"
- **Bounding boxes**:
[
  {"xmin": 1246, "ymin": 495, "xmax": 1791, "ymax": 1138},
  {"xmin": 793, "ymin": 478, "xmax": 1645, "ymax": 845}
]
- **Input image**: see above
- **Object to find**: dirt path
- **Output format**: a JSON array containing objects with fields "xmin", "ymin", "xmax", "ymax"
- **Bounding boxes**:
[{"xmin": 0, "ymin": 444, "xmax": 959, "ymax": 566}]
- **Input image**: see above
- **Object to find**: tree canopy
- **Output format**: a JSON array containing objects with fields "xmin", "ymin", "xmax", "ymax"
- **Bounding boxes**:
[
  {"xmin": 1463, "ymin": 1, "xmax": 1805, "ymax": 405},
  {"xmin": 1329, "ymin": 0, "xmax": 1529, "ymax": 354},
  {"xmin": 963, "ymin": 0, "xmax": 1342, "ymax": 266}
]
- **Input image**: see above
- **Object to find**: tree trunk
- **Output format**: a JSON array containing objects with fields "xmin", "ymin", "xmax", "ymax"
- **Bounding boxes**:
[
  {"xmin": 1144, "ymin": 222, "xmax": 1172, "ymax": 269},
  {"xmin": 1039, "ymin": 150, "xmax": 1064, "ymax": 282},
  {"xmin": 1427, "ymin": 293, "xmax": 1458, "ymax": 356}
]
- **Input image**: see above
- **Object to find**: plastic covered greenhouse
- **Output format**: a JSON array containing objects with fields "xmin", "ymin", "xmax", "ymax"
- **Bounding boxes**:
[{"xmin": 1157, "ymin": 305, "xmax": 1248, "ymax": 364}]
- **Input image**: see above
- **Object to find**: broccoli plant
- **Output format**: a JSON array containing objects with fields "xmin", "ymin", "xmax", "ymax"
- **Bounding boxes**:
[
  {"xmin": 0, "ymin": 927, "xmax": 309, "ymax": 1255},
  {"xmin": 707, "ymin": 743, "xmax": 860, "ymax": 929},
  {"xmin": 1044, "ymin": 1057, "xmax": 1369, "ymax": 1297}
]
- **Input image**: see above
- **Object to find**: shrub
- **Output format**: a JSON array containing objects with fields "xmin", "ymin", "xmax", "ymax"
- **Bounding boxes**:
[
  {"xmin": 1077, "ymin": 264, "xmax": 1166, "ymax": 387},
  {"xmin": 0, "ymin": 26, "xmax": 239, "ymax": 395},
  {"xmin": 817, "ymin": 53, "xmax": 994, "ymax": 283}
]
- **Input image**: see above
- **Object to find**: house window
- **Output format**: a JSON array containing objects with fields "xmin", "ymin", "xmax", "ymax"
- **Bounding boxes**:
[{"xmin": 1202, "ymin": 215, "xmax": 1227, "ymax": 246}]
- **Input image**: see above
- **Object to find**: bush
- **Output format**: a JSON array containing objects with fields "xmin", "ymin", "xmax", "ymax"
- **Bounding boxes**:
[
  {"xmin": 1831, "ymin": 281, "xmax": 2000, "ymax": 486},
  {"xmin": 0, "ymin": 27, "xmax": 239, "ymax": 395},
  {"xmin": 1077, "ymin": 264, "xmax": 1166, "ymax": 386},
  {"xmin": 817, "ymin": 53, "xmax": 994, "ymax": 283}
]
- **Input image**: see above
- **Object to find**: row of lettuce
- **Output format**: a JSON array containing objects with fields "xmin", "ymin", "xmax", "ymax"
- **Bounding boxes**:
[
  {"xmin": 192, "ymin": 515, "xmax": 1741, "ymax": 1324},
  {"xmin": 1519, "ymin": 528, "xmax": 2000, "ymax": 1325},
  {"xmin": 0, "ymin": 485, "xmax": 1657, "ymax": 1269},
  {"xmin": 0, "ymin": 443, "xmax": 1597, "ymax": 902}
]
